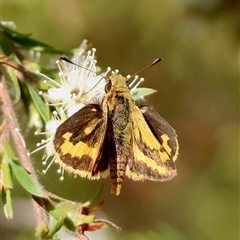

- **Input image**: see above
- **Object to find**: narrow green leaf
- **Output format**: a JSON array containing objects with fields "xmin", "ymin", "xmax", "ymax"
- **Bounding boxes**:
[
  {"xmin": 0, "ymin": 66, "xmax": 21, "ymax": 104},
  {"xmin": 0, "ymin": 35, "xmax": 13, "ymax": 56},
  {"xmin": 1, "ymin": 66, "xmax": 21, "ymax": 102},
  {"xmin": 9, "ymin": 158, "xmax": 46, "ymax": 198},
  {"xmin": 3, "ymin": 139, "xmax": 19, "ymax": 161},
  {"xmin": 46, "ymin": 215, "xmax": 66, "ymax": 238},
  {"xmin": 8, "ymin": 66, "xmax": 21, "ymax": 103},
  {"xmin": 1, "ymin": 154, "xmax": 13, "ymax": 189},
  {"xmin": 1, "ymin": 23, "xmax": 71, "ymax": 55},
  {"xmin": 28, "ymin": 85, "xmax": 50, "ymax": 123},
  {"xmin": 0, "ymin": 22, "xmax": 30, "ymax": 38},
  {"xmin": 131, "ymin": 87, "xmax": 157, "ymax": 100},
  {"xmin": 2, "ymin": 189, "xmax": 13, "ymax": 219},
  {"xmin": 47, "ymin": 191, "xmax": 69, "ymax": 203}
]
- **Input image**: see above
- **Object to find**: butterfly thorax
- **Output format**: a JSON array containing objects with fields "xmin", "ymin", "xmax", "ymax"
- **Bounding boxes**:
[{"xmin": 103, "ymin": 74, "xmax": 134, "ymax": 195}]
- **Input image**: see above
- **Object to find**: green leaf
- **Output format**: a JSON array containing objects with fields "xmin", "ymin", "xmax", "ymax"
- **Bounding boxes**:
[
  {"xmin": 45, "ymin": 215, "xmax": 66, "ymax": 238},
  {"xmin": 131, "ymin": 87, "xmax": 157, "ymax": 100},
  {"xmin": 0, "ymin": 61, "xmax": 21, "ymax": 103},
  {"xmin": 28, "ymin": 85, "xmax": 50, "ymax": 123},
  {"xmin": 9, "ymin": 66, "xmax": 21, "ymax": 103},
  {"xmin": 2, "ymin": 189, "xmax": 13, "ymax": 219},
  {"xmin": 1, "ymin": 154, "xmax": 13, "ymax": 189},
  {"xmin": 0, "ymin": 35, "xmax": 13, "ymax": 56},
  {"xmin": 1, "ymin": 149, "xmax": 14, "ymax": 220},
  {"xmin": 0, "ymin": 23, "xmax": 72, "ymax": 55},
  {"xmin": 47, "ymin": 191, "xmax": 69, "ymax": 203},
  {"xmin": 3, "ymin": 139, "xmax": 19, "ymax": 161},
  {"xmin": 0, "ymin": 22, "xmax": 30, "ymax": 38},
  {"xmin": 9, "ymin": 158, "xmax": 46, "ymax": 198},
  {"xmin": 0, "ymin": 66, "xmax": 18, "ymax": 102}
]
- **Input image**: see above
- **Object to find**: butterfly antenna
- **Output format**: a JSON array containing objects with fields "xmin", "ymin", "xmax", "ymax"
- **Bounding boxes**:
[
  {"xmin": 129, "ymin": 58, "xmax": 163, "ymax": 78},
  {"xmin": 60, "ymin": 56, "xmax": 99, "ymax": 74},
  {"xmin": 60, "ymin": 57, "xmax": 107, "ymax": 94}
]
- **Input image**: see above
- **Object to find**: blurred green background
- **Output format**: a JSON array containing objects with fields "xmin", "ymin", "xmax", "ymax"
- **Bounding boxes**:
[{"xmin": 1, "ymin": 0, "xmax": 239, "ymax": 240}]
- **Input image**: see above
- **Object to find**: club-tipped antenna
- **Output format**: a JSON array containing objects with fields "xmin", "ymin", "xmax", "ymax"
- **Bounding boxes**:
[
  {"xmin": 60, "ymin": 56, "xmax": 100, "ymax": 75},
  {"xmin": 59, "ymin": 56, "xmax": 108, "ymax": 94},
  {"xmin": 129, "ymin": 58, "xmax": 163, "ymax": 79}
]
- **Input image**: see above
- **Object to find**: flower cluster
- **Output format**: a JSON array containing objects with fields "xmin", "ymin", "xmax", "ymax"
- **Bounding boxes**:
[{"xmin": 31, "ymin": 41, "xmax": 109, "ymax": 178}]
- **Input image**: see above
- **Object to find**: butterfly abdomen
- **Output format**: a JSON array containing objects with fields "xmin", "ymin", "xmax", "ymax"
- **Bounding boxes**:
[{"xmin": 105, "ymin": 83, "xmax": 134, "ymax": 195}]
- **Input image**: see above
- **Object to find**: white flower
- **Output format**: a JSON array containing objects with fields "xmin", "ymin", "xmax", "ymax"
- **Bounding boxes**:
[
  {"xmin": 0, "ymin": 21, "xmax": 16, "ymax": 29},
  {"xmin": 30, "ymin": 110, "xmax": 64, "ymax": 179},
  {"xmin": 47, "ymin": 41, "xmax": 110, "ymax": 117}
]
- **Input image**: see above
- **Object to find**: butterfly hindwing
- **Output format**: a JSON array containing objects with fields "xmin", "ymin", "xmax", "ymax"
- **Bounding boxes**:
[
  {"xmin": 53, "ymin": 104, "xmax": 110, "ymax": 179},
  {"xmin": 126, "ymin": 101, "xmax": 178, "ymax": 181},
  {"xmin": 137, "ymin": 100, "xmax": 179, "ymax": 161}
]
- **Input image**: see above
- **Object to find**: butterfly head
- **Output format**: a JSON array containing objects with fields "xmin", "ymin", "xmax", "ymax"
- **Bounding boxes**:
[{"xmin": 105, "ymin": 74, "xmax": 129, "ymax": 93}]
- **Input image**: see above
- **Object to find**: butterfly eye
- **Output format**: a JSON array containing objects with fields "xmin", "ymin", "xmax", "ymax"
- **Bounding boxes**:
[{"xmin": 105, "ymin": 82, "xmax": 112, "ymax": 93}]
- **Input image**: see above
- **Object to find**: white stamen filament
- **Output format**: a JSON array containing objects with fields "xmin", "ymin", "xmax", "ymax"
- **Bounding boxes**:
[
  {"xmin": 42, "ymin": 157, "xmax": 56, "ymax": 174},
  {"xmin": 131, "ymin": 77, "xmax": 145, "ymax": 90}
]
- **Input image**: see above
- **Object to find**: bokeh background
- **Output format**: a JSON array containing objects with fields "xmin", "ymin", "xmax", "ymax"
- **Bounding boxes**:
[{"xmin": 1, "ymin": 1, "xmax": 239, "ymax": 240}]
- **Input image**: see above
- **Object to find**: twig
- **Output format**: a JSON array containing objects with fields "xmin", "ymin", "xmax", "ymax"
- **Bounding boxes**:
[{"xmin": 0, "ymin": 74, "xmax": 48, "ymax": 229}]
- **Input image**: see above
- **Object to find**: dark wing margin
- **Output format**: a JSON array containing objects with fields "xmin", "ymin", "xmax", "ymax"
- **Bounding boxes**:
[
  {"xmin": 137, "ymin": 100, "xmax": 179, "ymax": 161},
  {"xmin": 53, "ymin": 104, "xmax": 109, "ymax": 179}
]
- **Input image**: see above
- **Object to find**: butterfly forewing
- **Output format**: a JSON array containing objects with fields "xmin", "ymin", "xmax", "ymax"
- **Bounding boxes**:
[{"xmin": 53, "ymin": 104, "xmax": 110, "ymax": 179}]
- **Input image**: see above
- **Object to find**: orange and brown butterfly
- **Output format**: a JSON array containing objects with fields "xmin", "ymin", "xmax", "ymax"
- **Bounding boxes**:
[{"xmin": 53, "ymin": 58, "xmax": 179, "ymax": 196}]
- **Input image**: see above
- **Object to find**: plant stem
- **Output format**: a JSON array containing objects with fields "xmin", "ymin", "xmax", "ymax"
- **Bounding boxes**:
[{"xmin": 0, "ymin": 74, "xmax": 48, "ymax": 228}]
